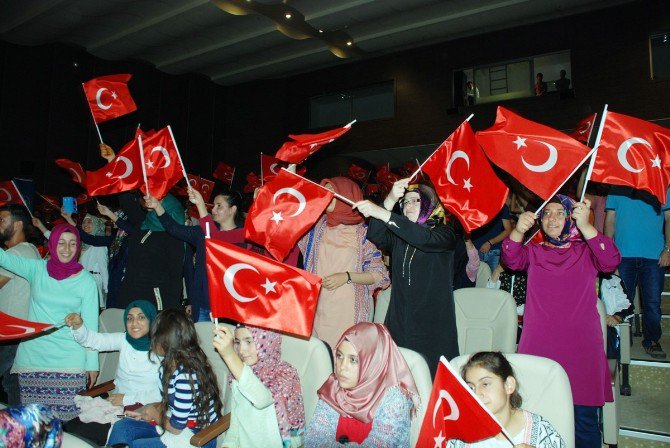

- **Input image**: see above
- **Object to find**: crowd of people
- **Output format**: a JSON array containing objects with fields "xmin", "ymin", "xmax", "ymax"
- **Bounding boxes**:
[{"xmin": 0, "ymin": 140, "xmax": 668, "ymax": 448}]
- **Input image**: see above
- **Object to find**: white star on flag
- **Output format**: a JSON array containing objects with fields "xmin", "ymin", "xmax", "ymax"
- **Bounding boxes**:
[
  {"xmin": 513, "ymin": 136, "xmax": 527, "ymax": 149},
  {"xmin": 146, "ymin": 160, "xmax": 155, "ymax": 169},
  {"xmin": 651, "ymin": 155, "xmax": 661, "ymax": 168},
  {"xmin": 270, "ymin": 211, "xmax": 284, "ymax": 224},
  {"xmin": 433, "ymin": 431, "xmax": 446, "ymax": 448},
  {"xmin": 111, "ymin": 91, "xmax": 118, "ymax": 100},
  {"xmin": 106, "ymin": 172, "xmax": 113, "ymax": 178},
  {"xmin": 463, "ymin": 178, "xmax": 473, "ymax": 191},
  {"xmin": 261, "ymin": 278, "xmax": 277, "ymax": 294}
]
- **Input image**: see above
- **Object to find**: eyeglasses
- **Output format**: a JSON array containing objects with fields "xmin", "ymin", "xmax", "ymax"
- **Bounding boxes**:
[
  {"xmin": 540, "ymin": 209, "xmax": 568, "ymax": 220},
  {"xmin": 401, "ymin": 198, "xmax": 421, "ymax": 207}
]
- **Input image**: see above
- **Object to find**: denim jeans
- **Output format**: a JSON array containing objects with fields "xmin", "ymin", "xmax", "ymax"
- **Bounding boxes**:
[
  {"xmin": 197, "ymin": 307, "xmax": 211, "ymax": 324},
  {"xmin": 108, "ymin": 418, "xmax": 217, "ymax": 448},
  {"xmin": 574, "ymin": 405, "xmax": 601, "ymax": 448},
  {"xmin": 618, "ymin": 257, "xmax": 664, "ymax": 347},
  {"xmin": 479, "ymin": 249, "xmax": 501, "ymax": 272}
]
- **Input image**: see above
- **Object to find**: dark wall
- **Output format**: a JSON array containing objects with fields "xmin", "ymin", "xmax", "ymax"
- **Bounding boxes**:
[{"xmin": 0, "ymin": 41, "xmax": 226, "ymax": 196}]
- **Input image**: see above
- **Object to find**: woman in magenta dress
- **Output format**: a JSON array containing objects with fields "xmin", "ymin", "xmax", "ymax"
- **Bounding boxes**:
[{"xmin": 502, "ymin": 195, "xmax": 620, "ymax": 448}]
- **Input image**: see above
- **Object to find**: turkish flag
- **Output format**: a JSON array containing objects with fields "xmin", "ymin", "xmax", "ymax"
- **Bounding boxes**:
[
  {"xmin": 347, "ymin": 163, "xmax": 370, "ymax": 183},
  {"xmin": 205, "ymin": 238, "xmax": 321, "ymax": 337},
  {"xmin": 422, "ymin": 122, "xmax": 509, "ymax": 232},
  {"xmin": 591, "ymin": 110, "xmax": 670, "ymax": 204},
  {"xmin": 417, "ymin": 357, "xmax": 503, "ymax": 447},
  {"xmin": 37, "ymin": 194, "xmax": 60, "ymax": 212},
  {"xmin": 213, "ymin": 162, "xmax": 235, "ymax": 185},
  {"xmin": 0, "ymin": 181, "xmax": 21, "ymax": 206},
  {"xmin": 476, "ymin": 107, "xmax": 592, "ymax": 200},
  {"xmin": 245, "ymin": 169, "xmax": 334, "ymax": 261},
  {"xmin": 82, "ymin": 74, "xmax": 137, "ymax": 124},
  {"xmin": 86, "ymin": 137, "xmax": 143, "ymax": 196},
  {"xmin": 275, "ymin": 120, "xmax": 355, "ymax": 164},
  {"xmin": 76, "ymin": 193, "xmax": 92, "ymax": 205},
  {"xmin": 199, "ymin": 177, "xmax": 215, "ymax": 203},
  {"xmin": 569, "ymin": 113, "xmax": 597, "ymax": 144},
  {"xmin": 243, "ymin": 172, "xmax": 262, "ymax": 194},
  {"xmin": 260, "ymin": 154, "xmax": 307, "ymax": 183},
  {"xmin": 174, "ymin": 174, "xmax": 216, "ymax": 203},
  {"xmin": 400, "ymin": 160, "xmax": 420, "ymax": 177},
  {"xmin": 55, "ymin": 159, "xmax": 87, "ymax": 186},
  {"xmin": 139, "ymin": 127, "xmax": 184, "ymax": 200},
  {"xmin": 0, "ymin": 311, "xmax": 56, "ymax": 341},
  {"xmin": 375, "ymin": 164, "xmax": 400, "ymax": 189}
]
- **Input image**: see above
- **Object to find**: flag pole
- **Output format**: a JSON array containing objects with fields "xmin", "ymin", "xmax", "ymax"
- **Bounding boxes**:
[
  {"xmin": 81, "ymin": 83, "xmax": 104, "ymax": 145},
  {"xmin": 260, "ymin": 153, "xmax": 264, "ymax": 186},
  {"xmin": 11, "ymin": 181, "xmax": 33, "ymax": 218},
  {"xmin": 138, "ymin": 135, "xmax": 150, "ymax": 196},
  {"xmin": 280, "ymin": 168, "xmax": 355, "ymax": 205},
  {"xmin": 167, "ymin": 125, "xmax": 190, "ymax": 186},
  {"xmin": 230, "ymin": 167, "xmax": 236, "ymax": 189},
  {"xmin": 579, "ymin": 104, "xmax": 609, "ymax": 202},
  {"xmin": 204, "ymin": 222, "xmax": 218, "ymax": 327},
  {"xmin": 37, "ymin": 192, "xmax": 59, "ymax": 208},
  {"xmin": 409, "ymin": 114, "xmax": 474, "ymax": 181}
]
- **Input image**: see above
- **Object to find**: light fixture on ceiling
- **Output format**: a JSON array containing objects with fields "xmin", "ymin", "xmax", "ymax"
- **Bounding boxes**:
[
  {"xmin": 284, "ymin": 12, "xmax": 292, "ymax": 19},
  {"xmin": 346, "ymin": 40, "xmax": 353, "ymax": 46}
]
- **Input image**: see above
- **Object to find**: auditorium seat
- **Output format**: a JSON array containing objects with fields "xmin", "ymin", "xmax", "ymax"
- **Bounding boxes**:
[
  {"xmin": 454, "ymin": 288, "xmax": 517, "ymax": 355},
  {"xmin": 475, "ymin": 262, "xmax": 492, "ymax": 288},
  {"xmin": 373, "ymin": 286, "xmax": 391, "ymax": 323},
  {"xmin": 96, "ymin": 308, "xmax": 125, "ymax": 385},
  {"xmin": 398, "ymin": 346, "xmax": 433, "ymax": 447},
  {"xmin": 450, "ymin": 353, "xmax": 575, "ymax": 448}
]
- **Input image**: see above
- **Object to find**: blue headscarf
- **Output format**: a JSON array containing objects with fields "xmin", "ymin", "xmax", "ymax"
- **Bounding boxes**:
[
  {"xmin": 124, "ymin": 300, "xmax": 157, "ymax": 351},
  {"xmin": 541, "ymin": 194, "xmax": 581, "ymax": 247}
]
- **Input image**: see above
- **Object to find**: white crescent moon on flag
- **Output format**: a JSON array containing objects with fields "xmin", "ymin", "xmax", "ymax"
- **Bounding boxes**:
[
  {"xmin": 273, "ymin": 188, "xmax": 306, "ymax": 217},
  {"xmin": 224, "ymin": 263, "xmax": 259, "ymax": 303},
  {"xmin": 270, "ymin": 163, "xmax": 281, "ymax": 174},
  {"xmin": 151, "ymin": 147, "xmax": 171, "ymax": 168},
  {"xmin": 521, "ymin": 141, "xmax": 558, "ymax": 173},
  {"xmin": 578, "ymin": 121, "xmax": 591, "ymax": 135},
  {"xmin": 445, "ymin": 150, "xmax": 470, "ymax": 185},
  {"xmin": 69, "ymin": 168, "xmax": 83, "ymax": 184},
  {"xmin": 617, "ymin": 137, "xmax": 650, "ymax": 173},
  {"xmin": 0, "ymin": 324, "xmax": 36, "ymax": 337},
  {"xmin": 202, "ymin": 183, "xmax": 211, "ymax": 192},
  {"xmin": 188, "ymin": 178, "xmax": 197, "ymax": 186},
  {"xmin": 0, "ymin": 188, "xmax": 12, "ymax": 202},
  {"xmin": 432, "ymin": 390, "xmax": 460, "ymax": 426},
  {"xmin": 115, "ymin": 156, "xmax": 134, "ymax": 179},
  {"xmin": 96, "ymin": 88, "xmax": 112, "ymax": 110}
]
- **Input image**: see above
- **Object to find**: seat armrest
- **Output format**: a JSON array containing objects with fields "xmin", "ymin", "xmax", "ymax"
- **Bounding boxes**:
[
  {"xmin": 78, "ymin": 380, "xmax": 115, "ymax": 397},
  {"xmin": 616, "ymin": 322, "xmax": 631, "ymax": 364},
  {"xmin": 190, "ymin": 413, "xmax": 231, "ymax": 447}
]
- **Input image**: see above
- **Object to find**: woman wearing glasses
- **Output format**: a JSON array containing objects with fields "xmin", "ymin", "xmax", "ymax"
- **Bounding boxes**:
[
  {"xmin": 354, "ymin": 178, "xmax": 458, "ymax": 378},
  {"xmin": 501, "ymin": 195, "xmax": 621, "ymax": 448}
]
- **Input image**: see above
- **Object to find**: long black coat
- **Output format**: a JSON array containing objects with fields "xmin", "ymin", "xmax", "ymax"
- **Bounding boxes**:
[{"xmin": 367, "ymin": 213, "xmax": 459, "ymax": 377}]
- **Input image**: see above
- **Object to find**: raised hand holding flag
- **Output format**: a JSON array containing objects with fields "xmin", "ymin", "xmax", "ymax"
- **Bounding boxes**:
[
  {"xmin": 205, "ymin": 238, "xmax": 321, "ymax": 337},
  {"xmin": 86, "ymin": 137, "xmax": 143, "ymax": 196},
  {"xmin": 139, "ymin": 127, "xmax": 186, "ymax": 200}
]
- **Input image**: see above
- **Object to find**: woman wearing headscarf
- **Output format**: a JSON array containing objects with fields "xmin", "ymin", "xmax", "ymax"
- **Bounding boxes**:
[
  {"xmin": 63, "ymin": 299, "xmax": 161, "ymax": 444},
  {"xmin": 298, "ymin": 177, "xmax": 389, "ymax": 349},
  {"xmin": 502, "ymin": 195, "xmax": 621, "ymax": 448},
  {"xmin": 213, "ymin": 324, "xmax": 305, "ymax": 447},
  {"xmin": 305, "ymin": 322, "xmax": 419, "ymax": 447},
  {"xmin": 354, "ymin": 178, "xmax": 458, "ymax": 377},
  {"xmin": 78, "ymin": 213, "xmax": 109, "ymax": 308},
  {"xmin": 0, "ymin": 223, "xmax": 98, "ymax": 420},
  {"xmin": 117, "ymin": 192, "xmax": 185, "ymax": 311}
]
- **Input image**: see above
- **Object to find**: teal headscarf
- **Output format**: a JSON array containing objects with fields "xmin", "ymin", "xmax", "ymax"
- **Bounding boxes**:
[
  {"xmin": 124, "ymin": 300, "xmax": 158, "ymax": 351},
  {"xmin": 141, "ymin": 194, "xmax": 184, "ymax": 231}
]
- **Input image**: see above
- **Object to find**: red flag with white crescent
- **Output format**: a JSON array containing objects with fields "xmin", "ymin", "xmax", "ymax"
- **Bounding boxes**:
[
  {"xmin": 245, "ymin": 169, "xmax": 334, "ymax": 261},
  {"xmin": 569, "ymin": 113, "xmax": 597, "ymax": 144},
  {"xmin": 0, "ymin": 181, "xmax": 22, "ymax": 206},
  {"xmin": 275, "ymin": 120, "xmax": 355, "ymax": 164},
  {"xmin": 213, "ymin": 162, "xmax": 235, "ymax": 185},
  {"xmin": 85, "ymin": 137, "xmax": 144, "ymax": 196},
  {"xmin": 243, "ymin": 172, "xmax": 262, "ymax": 194},
  {"xmin": 140, "ymin": 127, "xmax": 184, "ymax": 200},
  {"xmin": 82, "ymin": 74, "xmax": 137, "ymax": 124},
  {"xmin": 260, "ymin": 154, "xmax": 307, "ymax": 183},
  {"xmin": 417, "ymin": 357, "xmax": 503, "ymax": 447},
  {"xmin": 476, "ymin": 107, "xmax": 592, "ymax": 200},
  {"xmin": 205, "ymin": 238, "xmax": 321, "ymax": 337},
  {"xmin": 0, "ymin": 312, "xmax": 56, "ymax": 341},
  {"xmin": 422, "ymin": 121, "xmax": 509, "ymax": 232},
  {"xmin": 55, "ymin": 159, "xmax": 87, "ymax": 186},
  {"xmin": 347, "ymin": 163, "xmax": 370, "ymax": 183},
  {"xmin": 591, "ymin": 110, "xmax": 670, "ymax": 205}
]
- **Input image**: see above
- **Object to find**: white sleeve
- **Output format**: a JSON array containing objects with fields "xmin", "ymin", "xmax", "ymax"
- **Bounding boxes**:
[{"xmin": 72, "ymin": 324, "xmax": 124, "ymax": 352}]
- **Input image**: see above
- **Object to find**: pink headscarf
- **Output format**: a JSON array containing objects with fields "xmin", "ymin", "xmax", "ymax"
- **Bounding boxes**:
[
  {"xmin": 317, "ymin": 322, "xmax": 420, "ymax": 423},
  {"xmin": 46, "ymin": 223, "xmax": 83, "ymax": 280},
  {"xmin": 321, "ymin": 177, "xmax": 364, "ymax": 227},
  {"xmin": 230, "ymin": 326, "xmax": 305, "ymax": 439}
]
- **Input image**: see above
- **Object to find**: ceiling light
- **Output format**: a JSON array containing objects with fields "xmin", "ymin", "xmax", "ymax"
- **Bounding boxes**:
[
  {"xmin": 285, "ymin": 12, "xmax": 292, "ymax": 19},
  {"xmin": 346, "ymin": 40, "xmax": 353, "ymax": 46},
  {"xmin": 318, "ymin": 29, "xmax": 323, "ymax": 33}
]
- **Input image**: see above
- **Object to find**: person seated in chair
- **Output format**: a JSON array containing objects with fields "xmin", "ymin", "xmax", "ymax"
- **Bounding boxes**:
[
  {"xmin": 63, "ymin": 300, "xmax": 161, "ymax": 445},
  {"xmin": 447, "ymin": 352, "xmax": 565, "ymax": 448},
  {"xmin": 305, "ymin": 322, "xmax": 420, "ymax": 447},
  {"xmin": 213, "ymin": 324, "xmax": 305, "ymax": 448}
]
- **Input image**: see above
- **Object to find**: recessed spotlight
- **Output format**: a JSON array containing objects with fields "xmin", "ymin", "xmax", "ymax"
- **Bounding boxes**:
[
  {"xmin": 346, "ymin": 40, "xmax": 353, "ymax": 46},
  {"xmin": 285, "ymin": 12, "xmax": 292, "ymax": 19},
  {"xmin": 318, "ymin": 29, "xmax": 323, "ymax": 33}
]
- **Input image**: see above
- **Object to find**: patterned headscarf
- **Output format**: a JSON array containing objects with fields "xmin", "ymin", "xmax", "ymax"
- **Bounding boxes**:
[
  {"xmin": 81, "ymin": 214, "xmax": 107, "ymax": 251},
  {"xmin": 321, "ymin": 177, "xmax": 364, "ymax": 227},
  {"xmin": 46, "ymin": 223, "xmax": 83, "ymax": 280},
  {"xmin": 405, "ymin": 184, "xmax": 445, "ymax": 226},
  {"xmin": 230, "ymin": 326, "xmax": 305, "ymax": 439},
  {"xmin": 541, "ymin": 194, "xmax": 581, "ymax": 247},
  {"xmin": 317, "ymin": 322, "xmax": 420, "ymax": 423}
]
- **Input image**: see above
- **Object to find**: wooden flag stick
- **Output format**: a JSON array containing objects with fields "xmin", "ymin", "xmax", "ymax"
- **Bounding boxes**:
[
  {"xmin": 167, "ymin": 125, "xmax": 190, "ymax": 186},
  {"xmin": 81, "ymin": 83, "xmax": 104, "ymax": 145},
  {"xmin": 137, "ymin": 135, "xmax": 150, "ymax": 197},
  {"xmin": 579, "ymin": 104, "xmax": 609, "ymax": 202}
]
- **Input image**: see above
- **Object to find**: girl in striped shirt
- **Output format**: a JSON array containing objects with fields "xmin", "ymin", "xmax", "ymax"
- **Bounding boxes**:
[{"xmin": 107, "ymin": 309, "xmax": 222, "ymax": 448}]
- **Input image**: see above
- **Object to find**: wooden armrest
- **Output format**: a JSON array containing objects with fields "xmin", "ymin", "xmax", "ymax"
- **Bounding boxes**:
[
  {"xmin": 190, "ymin": 413, "xmax": 231, "ymax": 447},
  {"xmin": 78, "ymin": 380, "xmax": 115, "ymax": 397}
]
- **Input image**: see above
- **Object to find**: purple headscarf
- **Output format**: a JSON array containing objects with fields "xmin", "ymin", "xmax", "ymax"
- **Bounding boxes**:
[
  {"xmin": 541, "ymin": 194, "xmax": 582, "ymax": 247},
  {"xmin": 46, "ymin": 223, "xmax": 84, "ymax": 280}
]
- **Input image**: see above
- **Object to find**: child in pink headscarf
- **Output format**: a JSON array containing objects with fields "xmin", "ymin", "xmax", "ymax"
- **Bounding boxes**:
[{"xmin": 214, "ymin": 324, "xmax": 305, "ymax": 448}]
